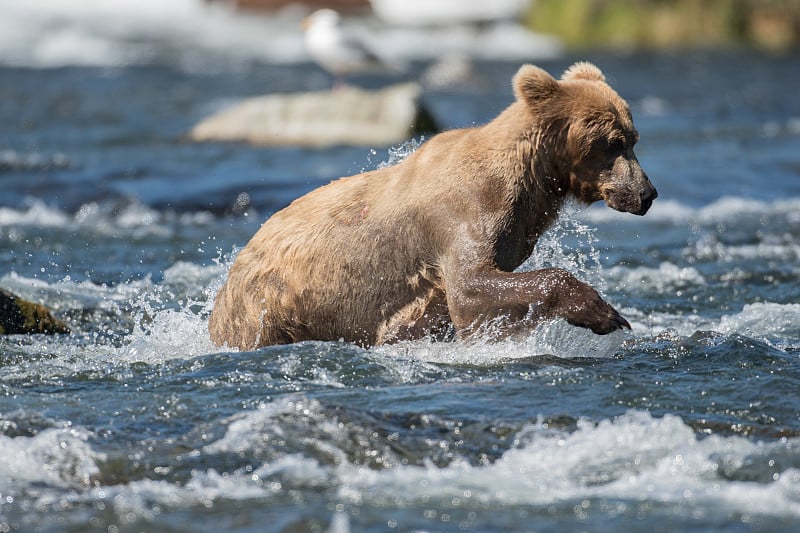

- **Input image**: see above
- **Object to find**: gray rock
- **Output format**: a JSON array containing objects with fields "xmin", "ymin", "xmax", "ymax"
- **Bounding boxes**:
[{"xmin": 189, "ymin": 83, "xmax": 437, "ymax": 147}]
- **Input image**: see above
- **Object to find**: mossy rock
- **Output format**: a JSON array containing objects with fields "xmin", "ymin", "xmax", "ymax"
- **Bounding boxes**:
[{"xmin": 0, "ymin": 288, "xmax": 70, "ymax": 335}]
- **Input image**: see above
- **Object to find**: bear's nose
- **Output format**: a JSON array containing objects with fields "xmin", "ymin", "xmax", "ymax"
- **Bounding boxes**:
[{"xmin": 640, "ymin": 186, "xmax": 658, "ymax": 213}]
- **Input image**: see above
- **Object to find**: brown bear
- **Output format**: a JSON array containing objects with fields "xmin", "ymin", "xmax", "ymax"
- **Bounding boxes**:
[{"xmin": 209, "ymin": 61, "xmax": 657, "ymax": 350}]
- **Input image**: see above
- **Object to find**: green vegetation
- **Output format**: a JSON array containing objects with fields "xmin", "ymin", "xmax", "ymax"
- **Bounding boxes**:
[{"xmin": 526, "ymin": 0, "xmax": 800, "ymax": 50}]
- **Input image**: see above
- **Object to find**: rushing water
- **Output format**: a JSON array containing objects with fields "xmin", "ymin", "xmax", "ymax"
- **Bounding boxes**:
[{"xmin": 2, "ymin": 3, "xmax": 800, "ymax": 531}]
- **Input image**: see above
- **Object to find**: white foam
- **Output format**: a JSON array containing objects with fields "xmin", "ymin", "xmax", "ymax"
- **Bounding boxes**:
[
  {"xmin": 610, "ymin": 262, "xmax": 706, "ymax": 294},
  {"xmin": 581, "ymin": 198, "xmax": 695, "ymax": 224},
  {"xmin": 0, "ymin": 425, "xmax": 102, "ymax": 491},
  {"xmin": 582, "ymin": 196, "xmax": 800, "ymax": 226},
  {"xmin": 0, "ymin": 260, "xmax": 226, "ymax": 366},
  {"xmin": 112, "ymin": 260, "xmax": 227, "ymax": 363},
  {"xmin": 519, "ymin": 202, "xmax": 608, "ymax": 292},
  {"xmin": 0, "ymin": 149, "xmax": 71, "ymax": 171},
  {"xmin": 120, "ymin": 307, "xmax": 217, "ymax": 364},
  {"xmin": 72, "ymin": 455, "xmax": 328, "ymax": 522},
  {"xmin": 695, "ymin": 196, "xmax": 789, "ymax": 225},
  {"xmin": 41, "ymin": 401, "xmax": 325, "ymax": 522},
  {"xmin": 376, "ymin": 319, "xmax": 627, "ymax": 365},
  {"xmin": 335, "ymin": 410, "xmax": 800, "ymax": 518},
  {"xmin": 77, "ymin": 470, "xmax": 271, "ymax": 523},
  {"xmin": 0, "ymin": 198, "xmax": 217, "ymax": 240},
  {"xmin": 190, "ymin": 404, "xmax": 800, "ymax": 519},
  {"xmin": 0, "ymin": 199, "xmax": 71, "ymax": 227},
  {"xmin": 686, "ymin": 235, "xmax": 800, "ymax": 263},
  {"xmin": 203, "ymin": 398, "xmax": 310, "ymax": 455},
  {"xmin": 10, "ymin": 406, "xmax": 796, "ymax": 523},
  {"xmin": 621, "ymin": 302, "xmax": 800, "ymax": 344},
  {"xmin": 162, "ymin": 261, "xmax": 228, "ymax": 302},
  {"xmin": 0, "ymin": 271, "xmax": 152, "ymax": 311},
  {"xmin": 717, "ymin": 302, "xmax": 800, "ymax": 340}
]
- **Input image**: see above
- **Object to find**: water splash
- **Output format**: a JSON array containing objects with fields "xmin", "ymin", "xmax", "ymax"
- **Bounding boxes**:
[
  {"xmin": 356, "ymin": 137, "xmax": 425, "ymax": 173},
  {"xmin": 119, "ymin": 257, "xmax": 231, "ymax": 363},
  {"xmin": 0, "ymin": 256, "xmax": 229, "ymax": 368},
  {"xmin": 377, "ymin": 138, "xmax": 425, "ymax": 169},
  {"xmin": 376, "ymin": 319, "xmax": 626, "ymax": 364},
  {"xmin": 519, "ymin": 201, "xmax": 607, "ymax": 293}
]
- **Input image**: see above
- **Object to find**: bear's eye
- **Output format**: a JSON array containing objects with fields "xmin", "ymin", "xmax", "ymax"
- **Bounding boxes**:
[{"xmin": 608, "ymin": 138, "xmax": 625, "ymax": 153}]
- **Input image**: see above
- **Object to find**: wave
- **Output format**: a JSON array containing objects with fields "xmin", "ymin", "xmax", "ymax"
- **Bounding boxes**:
[
  {"xmin": 582, "ymin": 196, "xmax": 800, "ymax": 225},
  {"xmin": 624, "ymin": 302, "xmax": 800, "ymax": 346},
  {"xmin": 7, "ymin": 404, "xmax": 797, "ymax": 523},
  {"xmin": 610, "ymin": 262, "xmax": 707, "ymax": 293},
  {"xmin": 686, "ymin": 234, "xmax": 800, "ymax": 263},
  {"xmin": 716, "ymin": 302, "xmax": 800, "ymax": 340},
  {"xmin": 0, "ymin": 424, "xmax": 101, "ymax": 491},
  {"xmin": 0, "ymin": 198, "xmax": 218, "ymax": 237},
  {"xmin": 335, "ymin": 410, "xmax": 800, "ymax": 517},
  {"xmin": 0, "ymin": 149, "xmax": 72, "ymax": 172},
  {"xmin": 2, "ymin": 187, "xmax": 798, "ymax": 368},
  {"xmin": 3, "ymin": 192, "xmax": 800, "ymax": 241}
]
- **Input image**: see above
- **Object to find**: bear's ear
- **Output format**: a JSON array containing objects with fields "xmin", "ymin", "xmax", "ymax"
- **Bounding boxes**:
[
  {"xmin": 561, "ymin": 61, "xmax": 606, "ymax": 82},
  {"xmin": 513, "ymin": 64, "xmax": 560, "ymax": 106}
]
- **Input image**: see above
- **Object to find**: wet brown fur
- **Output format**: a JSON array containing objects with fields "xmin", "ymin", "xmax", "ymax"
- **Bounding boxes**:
[{"xmin": 209, "ymin": 61, "xmax": 657, "ymax": 350}]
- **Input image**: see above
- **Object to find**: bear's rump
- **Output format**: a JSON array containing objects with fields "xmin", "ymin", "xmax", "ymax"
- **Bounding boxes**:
[{"xmin": 215, "ymin": 211, "xmax": 443, "ymax": 346}]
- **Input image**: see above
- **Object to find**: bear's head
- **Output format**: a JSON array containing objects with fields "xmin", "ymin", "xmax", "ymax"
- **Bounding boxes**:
[{"xmin": 513, "ymin": 61, "xmax": 657, "ymax": 216}]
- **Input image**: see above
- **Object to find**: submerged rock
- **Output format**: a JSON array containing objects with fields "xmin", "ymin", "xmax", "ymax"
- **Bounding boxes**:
[
  {"xmin": 0, "ymin": 288, "xmax": 70, "ymax": 335},
  {"xmin": 189, "ymin": 82, "xmax": 438, "ymax": 148}
]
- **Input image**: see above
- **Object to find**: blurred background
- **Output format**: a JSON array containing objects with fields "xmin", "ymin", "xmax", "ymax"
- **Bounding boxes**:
[
  {"xmin": 2, "ymin": 0, "xmax": 798, "ymax": 69},
  {"xmin": 527, "ymin": 0, "xmax": 800, "ymax": 50}
]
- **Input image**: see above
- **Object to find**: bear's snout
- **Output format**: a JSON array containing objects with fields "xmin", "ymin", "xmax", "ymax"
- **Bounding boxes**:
[
  {"xmin": 603, "ymin": 178, "xmax": 658, "ymax": 216},
  {"xmin": 638, "ymin": 184, "xmax": 658, "ymax": 215},
  {"xmin": 605, "ymin": 160, "xmax": 657, "ymax": 216},
  {"xmin": 630, "ymin": 170, "xmax": 658, "ymax": 215}
]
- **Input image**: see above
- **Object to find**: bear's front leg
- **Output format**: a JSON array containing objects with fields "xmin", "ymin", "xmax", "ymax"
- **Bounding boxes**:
[{"xmin": 446, "ymin": 266, "xmax": 630, "ymax": 338}]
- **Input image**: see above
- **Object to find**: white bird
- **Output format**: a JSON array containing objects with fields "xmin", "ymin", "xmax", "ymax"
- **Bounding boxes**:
[{"xmin": 302, "ymin": 9, "xmax": 388, "ymax": 87}]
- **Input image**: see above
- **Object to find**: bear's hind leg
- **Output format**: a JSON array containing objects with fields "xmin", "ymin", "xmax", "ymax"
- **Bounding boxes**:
[{"xmin": 376, "ymin": 290, "xmax": 452, "ymax": 344}]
